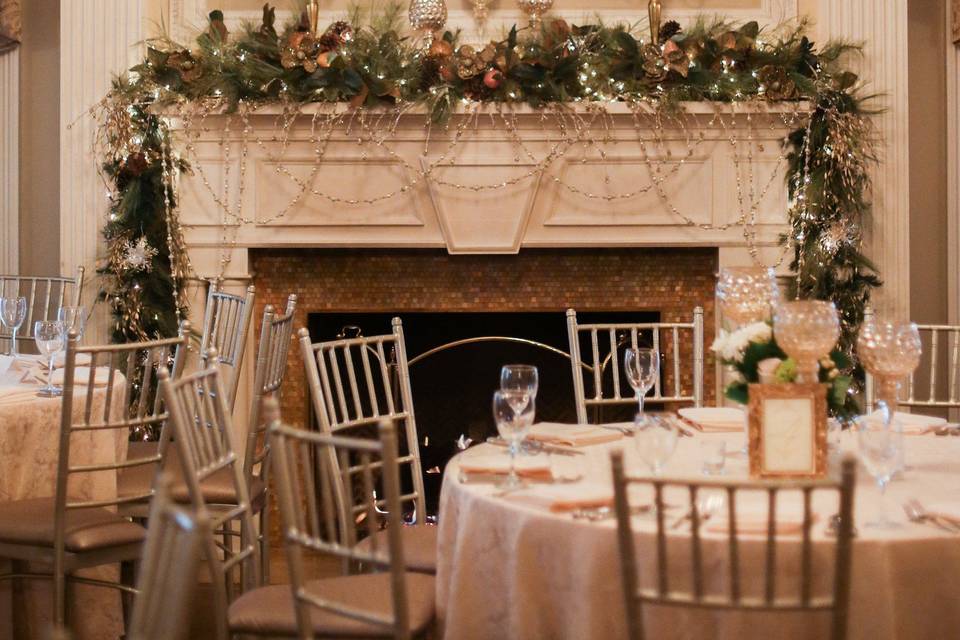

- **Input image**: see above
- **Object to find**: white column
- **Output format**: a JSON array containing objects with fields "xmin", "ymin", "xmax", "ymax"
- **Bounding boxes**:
[
  {"xmin": 820, "ymin": 0, "xmax": 911, "ymax": 320},
  {"xmin": 59, "ymin": 1, "xmax": 143, "ymax": 340},
  {"xmin": 948, "ymin": 2, "xmax": 960, "ymax": 326},
  {"xmin": 0, "ymin": 49, "xmax": 18, "ymax": 274}
]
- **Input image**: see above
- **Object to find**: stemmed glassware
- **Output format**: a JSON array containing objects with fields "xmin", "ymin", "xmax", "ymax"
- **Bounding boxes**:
[
  {"xmin": 500, "ymin": 365, "xmax": 539, "ymax": 412},
  {"xmin": 716, "ymin": 266, "xmax": 780, "ymax": 326},
  {"xmin": 0, "ymin": 297, "xmax": 27, "ymax": 357},
  {"xmin": 34, "ymin": 320, "xmax": 66, "ymax": 397},
  {"xmin": 856, "ymin": 407, "xmax": 902, "ymax": 529},
  {"xmin": 773, "ymin": 300, "xmax": 840, "ymax": 384},
  {"xmin": 492, "ymin": 390, "xmax": 536, "ymax": 489},
  {"xmin": 57, "ymin": 306, "xmax": 86, "ymax": 343},
  {"xmin": 625, "ymin": 347, "xmax": 659, "ymax": 418},
  {"xmin": 857, "ymin": 317, "xmax": 922, "ymax": 416},
  {"xmin": 633, "ymin": 413, "xmax": 678, "ymax": 476}
]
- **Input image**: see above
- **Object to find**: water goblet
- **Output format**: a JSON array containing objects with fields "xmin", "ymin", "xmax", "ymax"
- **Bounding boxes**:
[
  {"xmin": 57, "ymin": 306, "xmax": 86, "ymax": 343},
  {"xmin": 857, "ymin": 317, "xmax": 921, "ymax": 416},
  {"xmin": 773, "ymin": 300, "xmax": 840, "ymax": 384},
  {"xmin": 34, "ymin": 320, "xmax": 66, "ymax": 397},
  {"xmin": 0, "ymin": 296, "xmax": 27, "ymax": 357},
  {"xmin": 633, "ymin": 413, "xmax": 678, "ymax": 476},
  {"xmin": 716, "ymin": 267, "xmax": 780, "ymax": 326},
  {"xmin": 625, "ymin": 348, "xmax": 659, "ymax": 418},
  {"xmin": 855, "ymin": 413, "xmax": 902, "ymax": 529},
  {"xmin": 493, "ymin": 390, "xmax": 535, "ymax": 489},
  {"xmin": 700, "ymin": 439, "xmax": 727, "ymax": 476},
  {"xmin": 500, "ymin": 364, "xmax": 539, "ymax": 417}
]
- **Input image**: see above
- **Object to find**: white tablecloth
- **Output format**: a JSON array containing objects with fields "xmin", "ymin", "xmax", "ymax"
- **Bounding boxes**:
[
  {"xmin": 0, "ymin": 360, "xmax": 129, "ymax": 639},
  {"xmin": 437, "ymin": 428, "xmax": 960, "ymax": 640}
]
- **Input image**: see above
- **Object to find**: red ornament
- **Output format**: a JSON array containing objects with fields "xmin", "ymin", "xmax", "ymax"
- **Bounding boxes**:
[{"xmin": 483, "ymin": 69, "xmax": 502, "ymax": 89}]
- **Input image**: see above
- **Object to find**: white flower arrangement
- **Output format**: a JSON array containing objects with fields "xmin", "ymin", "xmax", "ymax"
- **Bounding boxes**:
[{"xmin": 710, "ymin": 321, "xmax": 773, "ymax": 363}]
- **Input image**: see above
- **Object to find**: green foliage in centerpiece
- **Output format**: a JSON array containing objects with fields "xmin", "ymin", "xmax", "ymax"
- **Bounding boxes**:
[
  {"xmin": 712, "ymin": 322, "xmax": 859, "ymax": 419},
  {"xmin": 94, "ymin": 2, "xmax": 878, "ymax": 354}
]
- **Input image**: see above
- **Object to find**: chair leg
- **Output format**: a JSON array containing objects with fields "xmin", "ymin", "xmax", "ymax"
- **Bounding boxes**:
[
  {"xmin": 259, "ymin": 506, "xmax": 270, "ymax": 585},
  {"xmin": 121, "ymin": 559, "xmax": 138, "ymax": 631},
  {"xmin": 53, "ymin": 569, "xmax": 66, "ymax": 628}
]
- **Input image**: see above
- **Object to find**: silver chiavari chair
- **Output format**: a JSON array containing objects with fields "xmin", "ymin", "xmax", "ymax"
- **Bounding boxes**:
[
  {"xmin": 610, "ymin": 451, "xmax": 856, "ymax": 640},
  {"xmin": 159, "ymin": 358, "xmax": 260, "ymax": 640},
  {"xmin": 128, "ymin": 474, "xmax": 203, "ymax": 640},
  {"xmin": 0, "ymin": 328, "xmax": 189, "ymax": 628},
  {"xmin": 200, "ymin": 281, "xmax": 256, "ymax": 411},
  {"xmin": 244, "ymin": 293, "xmax": 297, "ymax": 583},
  {"xmin": 0, "ymin": 266, "xmax": 84, "ymax": 349},
  {"xmin": 299, "ymin": 318, "xmax": 436, "ymax": 575},
  {"xmin": 226, "ymin": 418, "xmax": 436, "ymax": 639},
  {"xmin": 862, "ymin": 307, "xmax": 960, "ymax": 414},
  {"xmin": 566, "ymin": 307, "xmax": 705, "ymax": 424}
]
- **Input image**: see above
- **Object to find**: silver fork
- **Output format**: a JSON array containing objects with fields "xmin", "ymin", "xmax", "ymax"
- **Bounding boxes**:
[{"xmin": 903, "ymin": 499, "xmax": 960, "ymax": 533}]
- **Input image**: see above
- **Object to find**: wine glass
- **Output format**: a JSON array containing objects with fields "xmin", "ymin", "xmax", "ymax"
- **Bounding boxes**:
[
  {"xmin": 634, "ymin": 414, "xmax": 678, "ymax": 476},
  {"xmin": 0, "ymin": 297, "xmax": 27, "ymax": 357},
  {"xmin": 773, "ymin": 300, "xmax": 840, "ymax": 384},
  {"xmin": 857, "ymin": 317, "xmax": 922, "ymax": 416},
  {"xmin": 500, "ymin": 365, "xmax": 539, "ymax": 414},
  {"xmin": 856, "ymin": 411, "xmax": 902, "ymax": 529},
  {"xmin": 493, "ymin": 390, "xmax": 535, "ymax": 489},
  {"xmin": 716, "ymin": 267, "xmax": 780, "ymax": 326},
  {"xmin": 34, "ymin": 320, "xmax": 66, "ymax": 397},
  {"xmin": 57, "ymin": 306, "xmax": 86, "ymax": 343},
  {"xmin": 624, "ymin": 348, "xmax": 659, "ymax": 417}
]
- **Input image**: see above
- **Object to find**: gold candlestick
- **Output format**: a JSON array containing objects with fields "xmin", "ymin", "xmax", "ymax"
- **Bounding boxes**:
[
  {"xmin": 648, "ymin": 0, "xmax": 662, "ymax": 45},
  {"xmin": 307, "ymin": 0, "xmax": 320, "ymax": 36}
]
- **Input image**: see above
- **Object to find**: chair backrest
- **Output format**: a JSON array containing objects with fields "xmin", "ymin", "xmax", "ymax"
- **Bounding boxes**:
[
  {"xmin": 566, "ymin": 307, "xmax": 705, "ymax": 423},
  {"xmin": 271, "ymin": 418, "xmax": 413, "ymax": 640},
  {"xmin": 55, "ymin": 324, "xmax": 190, "ymax": 527},
  {"xmin": 862, "ymin": 307, "xmax": 960, "ymax": 411},
  {"xmin": 159, "ymin": 359, "xmax": 261, "ymax": 636},
  {"xmin": 610, "ymin": 451, "xmax": 856, "ymax": 640},
  {"xmin": 0, "ymin": 267, "xmax": 84, "ymax": 347},
  {"xmin": 299, "ymin": 318, "xmax": 426, "ymax": 523},
  {"xmin": 243, "ymin": 294, "xmax": 297, "ymax": 488},
  {"xmin": 128, "ymin": 474, "xmax": 203, "ymax": 640},
  {"xmin": 200, "ymin": 281, "xmax": 256, "ymax": 411}
]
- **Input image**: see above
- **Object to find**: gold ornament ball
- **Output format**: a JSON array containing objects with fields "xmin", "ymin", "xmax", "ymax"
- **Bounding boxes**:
[
  {"xmin": 517, "ymin": 0, "xmax": 554, "ymax": 27},
  {"xmin": 409, "ymin": 0, "xmax": 448, "ymax": 32}
]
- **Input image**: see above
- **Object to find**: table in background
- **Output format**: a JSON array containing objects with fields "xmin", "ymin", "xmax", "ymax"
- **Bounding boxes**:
[
  {"xmin": 0, "ymin": 363, "xmax": 128, "ymax": 639},
  {"xmin": 437, "ymin": 430, "xmax": 960, "ymax": 640}
]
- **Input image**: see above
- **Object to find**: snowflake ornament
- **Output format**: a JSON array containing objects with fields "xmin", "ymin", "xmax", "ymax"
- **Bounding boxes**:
[{"xmin": 122, "ymin": 237, "xmax": 158, "ymax": 272}]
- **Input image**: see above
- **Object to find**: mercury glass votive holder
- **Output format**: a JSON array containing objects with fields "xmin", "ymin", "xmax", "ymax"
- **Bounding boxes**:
[
  {"xmin": 716, "ymin": 266, "xmax": 780, "ymax": 326},
  {"xmin": 774, "ymin": 300, "xmax": 840, "ymax": 384},
  {"xmin": 857, "ymin": 317, "xmax": 922, "ymax": 415}
]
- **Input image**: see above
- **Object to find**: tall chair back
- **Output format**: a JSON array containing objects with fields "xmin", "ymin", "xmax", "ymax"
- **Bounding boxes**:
[
  {"xmin": 159, "ymin": 359, "xmax": 261, "ymax": 638},
  {"xmin": 271, "ymin": 418, "xmax": 414, "ymax": 639},
  {"xmin": 200, "ymin": 281, "xmax": 256, "ymax": 411},
  {"xmin": 566, "ymin": 307, "xmax": 705, "ymax": 423},
  {"xmin": 0, "ymin": 267, "xmax": 84, "ymax": 347},
  {"xmin": 299, "ymin": 318, "xmax": 426, "ymax": 523},
  {"xmin": 610, "ymin": 451, "xmax": 856, "ymax": 640},
  {"xmin": 128, "ymin": 475, "xmax": 203, "ymax": 640}
]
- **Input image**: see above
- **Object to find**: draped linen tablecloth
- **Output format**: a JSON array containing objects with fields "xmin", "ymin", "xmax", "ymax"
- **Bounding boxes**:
[
  {"xmin": 0, "ymin": 361, "xmax": 129, "ymax": 639},
  {"xmin": 437, "ymin": 430, "xmax": 960, "ymax": 640}
]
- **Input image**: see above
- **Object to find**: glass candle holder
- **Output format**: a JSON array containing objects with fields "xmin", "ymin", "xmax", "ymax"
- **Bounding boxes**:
[
  {"xmin": 774, "ymin": 301, "xmax": 840, "ymax": 384},
  {"xmin": 857, "ymin": 317, "xmax": 921, "ymax": 415},
  {"xmin": 716, "ymin": 267, "xmax": 780, "ymax": 326}
]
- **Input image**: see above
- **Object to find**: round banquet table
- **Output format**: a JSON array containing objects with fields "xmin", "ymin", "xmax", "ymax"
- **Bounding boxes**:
[
  {"xmin": 436, "ymin": 429, "xmax": 960, "ymax": 640},
  {"xmin": 0, "ymin": 358, "xmax": 128, "ymax": 640}
]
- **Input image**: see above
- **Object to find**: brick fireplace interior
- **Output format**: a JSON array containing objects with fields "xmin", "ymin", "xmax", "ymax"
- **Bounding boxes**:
[{"xmin": 252, "ymin": 247, "xmax": 719, "ymax": 509}]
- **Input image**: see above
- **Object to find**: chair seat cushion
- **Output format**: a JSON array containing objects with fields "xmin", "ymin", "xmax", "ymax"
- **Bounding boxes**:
[
  {"xmin": 0, "ymin": 498, "xmax": 146, "ymax": 553},
  {"xmin": 118, "ymin": 442, "xmax": 265, "ymax": 508},
  {"xmin": 356, "ymin": 524, "xmax": 438, "ymax": 574},
  {"xmin": 228, "ymin": 572, "xmax": 436, "ymax": 637}
]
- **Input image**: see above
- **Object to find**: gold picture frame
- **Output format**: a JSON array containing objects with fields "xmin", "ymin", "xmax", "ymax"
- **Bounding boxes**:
[{"xmin": 748, "ymin": 383, "xmax": 828, "ymax": 478}]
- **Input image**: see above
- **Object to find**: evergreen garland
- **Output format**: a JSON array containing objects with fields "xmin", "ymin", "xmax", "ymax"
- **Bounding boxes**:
[{"xmin": 95, "ymin": 4, "xmax": 878, "ymax": 361}]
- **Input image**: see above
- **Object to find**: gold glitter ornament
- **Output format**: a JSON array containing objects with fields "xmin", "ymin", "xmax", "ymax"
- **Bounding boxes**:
[
  {"xmin": 517, "ymin": 0, "xmax": 554, "ymax": 29},
  {"xmin": 409, "ymin": 0, "xmax": 447, "ymax": 47}
]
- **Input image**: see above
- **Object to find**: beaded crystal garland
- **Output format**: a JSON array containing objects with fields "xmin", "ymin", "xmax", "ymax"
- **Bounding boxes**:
[{"xmin": 91, "ymin": 5, "xmax": 878, "ymax": 353}]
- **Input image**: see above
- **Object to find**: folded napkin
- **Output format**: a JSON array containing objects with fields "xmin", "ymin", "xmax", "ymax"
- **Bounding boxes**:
[
  {"xmin": 527, "ymin": 423, "xmax": 623, "ymax": 447},
  {"xmin": 458, "ymin": 454, "xmax": 553, "ymax": 480},
  {"xmin": 678, "ymin": 407, "xmax": 746, "ymax": 433},
  {"xmin": 511, "ymin": 482, "xmax": 614, "ymax": 513},
  {"xmin": 865, "ymin": 410, "xmax": 947, "ymax": 435},
  {"xmin": 52, "ymin": 352, "xmax": 93, "ymax": 368},
  {"xmin": 705, "ymin": 505, "xmax": 815, "ymax": 536},
  {"xmin": 51, "ymin": 366, "xmax": 112, "ymax": 387},
  {"xmin": 0, "ymin": 385, "xmax": 48, "ymax": 406}
]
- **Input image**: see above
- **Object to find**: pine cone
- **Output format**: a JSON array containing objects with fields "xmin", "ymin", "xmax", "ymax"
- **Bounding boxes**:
[{"xmin": 658, "ymin": 20, "xmax": 681, "ymax": 42}]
